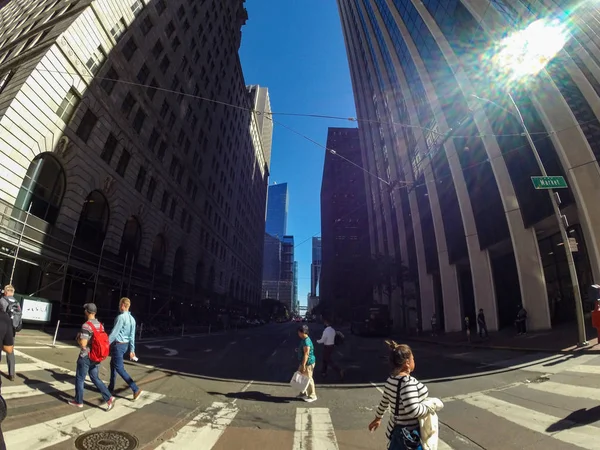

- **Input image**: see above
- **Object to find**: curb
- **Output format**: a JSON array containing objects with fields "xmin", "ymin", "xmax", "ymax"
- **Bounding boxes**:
[{"xmin": 401, "ymin": 336, "xmax": 600, "ymax": 354}]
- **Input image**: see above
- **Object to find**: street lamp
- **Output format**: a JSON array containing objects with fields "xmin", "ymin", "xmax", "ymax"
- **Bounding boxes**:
[{"xmin": 477, "ymin": 19, "xmax": 587, "ymax": 346}]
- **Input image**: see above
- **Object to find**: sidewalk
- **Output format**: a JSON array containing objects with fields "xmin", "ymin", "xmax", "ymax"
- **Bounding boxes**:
[{"xmin": 399, "ymin": 322, "xmax": 600, "ymax": 354}]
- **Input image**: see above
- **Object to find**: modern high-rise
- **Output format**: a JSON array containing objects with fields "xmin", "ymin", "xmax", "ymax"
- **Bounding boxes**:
[
  {"xmin": 310, "ymin": 237, "xmax": 321, "ymax": 297},
  {"xmin": 278, "ymin": 235, "xmax": 295, "ymax": 311},
  {"xmin": 293, "ymin": 260, "xmax": 299, "ymax": 314},
  {"xmin": 265, "ymin": 183, "xmax": 288, "ymax": 239},
  {"xmin": 247, "ymin": 85, "xmax": 273, "ymax": 170},
  {"xmin": 337, "ymin": 0, "xmax": 600, "ymax": 332},
  {"xmin": 320, "ymin": 128, "xmax": 370, "ymax": 320},
  {"xmin": 0, "ymin": 0, "xmax": 268, "ymax": 323}
]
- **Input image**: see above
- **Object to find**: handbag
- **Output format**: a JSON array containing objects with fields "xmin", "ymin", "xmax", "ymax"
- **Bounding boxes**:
[
  {"xmin": 388, "ymin": 376, "xmax": 422, "ymax": 450},
  {"xmin": 289, "ymin": 371, "xmax": 310, "ymax": 393}
]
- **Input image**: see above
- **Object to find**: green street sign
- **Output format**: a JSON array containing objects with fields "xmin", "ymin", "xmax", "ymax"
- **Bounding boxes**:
[{"xmin": 531, "ymin": 176, "xmax": 568, "ymax": 189}]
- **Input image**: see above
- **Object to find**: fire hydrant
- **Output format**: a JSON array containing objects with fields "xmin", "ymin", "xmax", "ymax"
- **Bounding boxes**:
[{"xmin": 592, "ymin": 300, "xmax": 600, "ymax": 342}]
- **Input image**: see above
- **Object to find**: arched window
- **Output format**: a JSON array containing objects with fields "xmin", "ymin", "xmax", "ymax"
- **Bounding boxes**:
[
  {"xmin": 76, "ymin": 190, "xmax": 110, "ymax": 250},
  {"xmin": 173, "ymin": 247, "xmax": 185, "ymax": 283},
  {"xmin": 119, "ymin": 216, "xmax": 142, "ymax": 260},
  {"xmin": 150, "ymin": 234, "xmax": 166, "ymax": 273},
  {"xmin": 16, "ymin": 153, "xmax": 66, "ymax": 224}
]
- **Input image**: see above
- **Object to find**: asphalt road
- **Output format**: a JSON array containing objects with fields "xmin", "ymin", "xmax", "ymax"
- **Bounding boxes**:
[{"xmin": 3, "ymin": 322, "xmax": 600, "ymax": 449}]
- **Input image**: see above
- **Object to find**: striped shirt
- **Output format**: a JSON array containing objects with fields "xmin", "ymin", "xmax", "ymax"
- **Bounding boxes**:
[{"xmin": 375, "ymin": 375, "xmax": 428, "ymax": 439}]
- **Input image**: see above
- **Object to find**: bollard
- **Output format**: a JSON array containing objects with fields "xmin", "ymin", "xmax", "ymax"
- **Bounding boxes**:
[{"xmin": 52, "ymin": 320, "xmax": 61, "ymax": 347}]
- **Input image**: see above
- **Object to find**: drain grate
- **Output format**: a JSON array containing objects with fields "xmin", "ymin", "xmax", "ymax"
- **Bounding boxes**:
[{"xmin": 74, "ymin": 431, "xmax": 139, "ymax": 450}]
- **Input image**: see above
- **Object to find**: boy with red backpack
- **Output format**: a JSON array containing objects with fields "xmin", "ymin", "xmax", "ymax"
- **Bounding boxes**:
[{"xmin": 68, "ymin": 303, "xmax": 115, "ymax": 410}]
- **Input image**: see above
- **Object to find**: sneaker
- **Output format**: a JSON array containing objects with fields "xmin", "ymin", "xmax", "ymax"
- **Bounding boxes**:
[
  {"xmin": 105, "ymin": 396, "xmax": 115, "ymax": 411},
  {"xmin": 303, "ymin": 396, "xmax": 317, "ymax": 403},
  {"xmin": 68, "ymin": 400, "xmax": 83, "ymax": 408},
  {"xmin": 133, "ymin": 390, "xmax": 143, "ymax": 401}
]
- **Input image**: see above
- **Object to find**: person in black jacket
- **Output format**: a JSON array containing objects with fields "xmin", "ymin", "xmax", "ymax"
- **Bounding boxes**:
[
  {"xmin": 0, "ymin": 285, "xmax": 18, "ymax": 381},
  {"xmin": 0, "ymin": 304, "xmax": 15, "ymax": 449}
]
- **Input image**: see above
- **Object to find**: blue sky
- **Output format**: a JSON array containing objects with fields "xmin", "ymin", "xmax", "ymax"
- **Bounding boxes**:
[{"xmin": 239, "ymin": 0, "xmax": 356, "ymax": 308}]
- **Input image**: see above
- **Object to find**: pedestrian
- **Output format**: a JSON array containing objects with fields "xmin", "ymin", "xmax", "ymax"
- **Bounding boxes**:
[
  {"xmin": 316, "ymin": 317, "xmax": 344, "ymax": 379},
  {"xmin": 108, "ymin": 297, "xmax": 142, "ymax": 400},
  {"xmin": 430, "ymin": 314, "xmax": 437, "ymax": 337},
  {"xmin": 368, "ymin": 341, "xmax": 429, "ymax": 449},
  {"xmin": 68, "ymin": 303, "xmax": 115, "ymax": 410},
  {"xmin": 477, "ymin": 309, "xmax": 488, "ymax": 339},
  {"xmin": 0, "ymin": 304, "xmax": 13, "ymax": 450},
  {"xmin": 0, "ymin": 285, "xmax": 21, "ymax": 381},
  {"xmin": 515, "ymin": 305, "xmax": 528, "ymax": 335},
  {"xmin": 296, "ymin": 324, "xmax": 317, "ymax": 403}
]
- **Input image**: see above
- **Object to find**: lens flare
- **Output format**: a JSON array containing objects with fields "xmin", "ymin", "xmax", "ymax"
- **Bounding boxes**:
[{"xmin": 493, "ymin": 19, "xmax": 568, "ymax": 81}]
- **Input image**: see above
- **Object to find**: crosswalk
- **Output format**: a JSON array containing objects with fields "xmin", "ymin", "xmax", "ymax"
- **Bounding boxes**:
[{"xmin": 2, "ymin": 349, "xmax": 600, "ymax": 449}]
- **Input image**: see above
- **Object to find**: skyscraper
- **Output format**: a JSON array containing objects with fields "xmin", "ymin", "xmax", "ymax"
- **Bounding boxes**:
[
  {"xmin": 320, "ymin": 128, "xmax": 370, "ymax": 319},
  {"xmin": 278, "ymin": 235, "xmax": 295, "ymax": 312},
  {"xmin": 293, "ymin": 260, "xmax": 299, "ymax": 314},
  {"xmin": 337, "ymin": 0, "xmax": 600, "ymax": 333},
  {"xmin": 265, "ymin": 183, "xmax": 289, "ymax": 239},
  {"xmin": 310, "ymin": 237, "xmax": 322, "ymax": 297},
  {"xmin": 0, "ymin": 0, "xmax": 268, "ymax": 321},
  {"xmin": 247, "ymin": 85, "xmax": 274, "ymax": 170}
]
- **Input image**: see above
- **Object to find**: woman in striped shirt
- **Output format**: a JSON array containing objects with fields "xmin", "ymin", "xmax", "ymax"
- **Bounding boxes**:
[{"xmin": 368, "ymin": 341, "xmax": 428, "ymax": 449}]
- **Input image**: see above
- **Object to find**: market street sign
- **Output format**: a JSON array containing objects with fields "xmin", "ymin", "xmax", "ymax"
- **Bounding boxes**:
[{"xmin": 531, "ymin": 176, "xmax": 568, "ymax": 189}]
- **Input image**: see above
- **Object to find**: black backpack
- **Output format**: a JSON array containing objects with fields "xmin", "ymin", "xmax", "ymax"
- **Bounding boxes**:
[
  {"xmin": 6, "ymin": 300, "xmax": 22, "ymax": 332},
  {"xmin": 334, "ymin": 330, "xmax": 345, "ymax": 346}
]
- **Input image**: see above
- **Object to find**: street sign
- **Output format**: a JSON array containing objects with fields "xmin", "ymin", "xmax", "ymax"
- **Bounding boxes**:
[{"xmin": 531, "ymin": 176, "xmax": 568, "ymax": 189}]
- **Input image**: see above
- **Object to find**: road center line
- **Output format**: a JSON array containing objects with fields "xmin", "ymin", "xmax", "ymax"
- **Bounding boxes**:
[{"xmin": 232, "ymin": 380, "xmax": 254, "ymax": 406}]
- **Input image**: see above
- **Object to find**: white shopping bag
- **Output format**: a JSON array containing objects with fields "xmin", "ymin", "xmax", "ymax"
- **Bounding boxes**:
[{"xmin": 289, "ymin": 371, "xmax": 310, "ymax": 393}]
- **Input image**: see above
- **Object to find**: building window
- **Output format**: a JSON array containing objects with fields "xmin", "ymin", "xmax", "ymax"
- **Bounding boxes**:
[
  {"xmin": 159, "ymin": 99, "xmax": 169, "ymax": 118},
  {"xmin": 100, "ymin": 133, "xmax": 118, "ymax": 164},
  {"xmin": 15, "ymin": 153, "xmax": 65, "ymax": 224},
  {"xmin": 169, "ymin": 156, "xmax": 178, "ymax": 177},
  {"xmin": 169, "ymin": 199, "xmax": 177, "ymax": 219},
  {"xmin": 137, "ymin": 63, "xmax": 150, "ymax": 84},
  {"xmin": 160, "ymin": 191, "xmax": 169, "ymax": 212},
  {"xmin": 76, "ymin": 190, "xmax": 110, "ymax": 250},
  {"xmin": 75, "ymin": 109, "xmax": 97, "ymax": 142},
  {"xmin": 180, "ymin": 209, "xmax": 187, "ymax": 228},
  {"xmin": 100, "ymin": 67, "xmax": 118, "ymax": 94},
  {"xmin": 171, "ymin": 35, "xmax": 181, "ymax": 51},
  {"xmin": 147, "ymin": 177, "xmax": 157, "ymax": 202},
  {"xmin": 147, "ymin": 78, "xmax": 158, "ymax": 100},
  {"xmin": 122, "ymin": 37, "xmax": 137, "ymax": 61},
  {"xmin": 132, "ymin": 108, "xmax": 146, "ymax": 133},
  {"xmin": 140, "ymin": 14, "xmax": 153, "ymax": 35},
  {"xmin": 56, "ymin": 88, "xmax": 79, "ymax": 123},
  {"xmin": 116, "ymin": 150, "xmax": 131, "ymax": 177},
  {"xmin": 148, "ymin": 128, "xmax": 159, "ymax": 151},
  {"xmin": 121, "ymin": 92, "xmax": 136, "ymax": 117},
  {"xmin": 110, "ymin": 18, "xmax": 126, "ymax": 41},
  {"xmin": 152, "ymin": 39, "xmax": 164, "ymax": 59},
  {"xmin": 131, "ymin": 0, "xmax": 143, "ymax": 16},
  {"xmin": 165, "ymin": 21, "xmax": 175, "ymax": 38},
  {"xmin": 85, "ymin": 46, "xmax": 104, "ymax": 75},
  {"xmin": 177, "ymin": 5, "xmax": 185, "ymax": 20},
  {"xmin": 167, "ymin": 112, "xmax": 175, "ymax": 128},
  {"xmin": 0, "ymin": 70, "xmax": 14, "ymax": 95},
  {"xmin": 159, "ymin": 55, "xmax": 169, "ymax": 73},
  {"xmin": 155, "ymin": 0, "xmax": 166, "ymax": 15},
  {"xmin": 135, "ymin": 166, "xmax": 146, "ymax": 192},
  {"xmin": 157, "ymin": 141, "xmax": 166, "ymax": 161}
]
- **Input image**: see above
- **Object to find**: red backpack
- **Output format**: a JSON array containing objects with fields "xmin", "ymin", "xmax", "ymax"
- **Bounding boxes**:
[{"xmin": 86, "ymin": 321, "xmax": 110, "ymax": 363}]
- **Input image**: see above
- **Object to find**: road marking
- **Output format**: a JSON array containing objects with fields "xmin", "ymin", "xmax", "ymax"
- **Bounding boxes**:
[
  {"xmin": 5, "ymin": 391, "xmax": 164, "ymax": 449},
  {"xmin": 156, "ymin": 401, "xmax": 238, "ymax": 450},
  {"xmin": 11, "ymin": 362, "xmax": 62, "ymax": 372},
  {"xmin": 527, "ymin": 380, "xmax": 600, "ymax": 401},
  {"xmin": 463, "ymin": 394, "xmax": 599, "ymax": 448},
  {"xmin": 564, "ymin": 364, "xmax": 600, "ymax": 375},
  {"xmin": 370, "ymin": 382, "xmax": 384, "ymax": 394},
  {"xmin": 293, "ymin": 408, "xmax": 339, "ymax": 450}
]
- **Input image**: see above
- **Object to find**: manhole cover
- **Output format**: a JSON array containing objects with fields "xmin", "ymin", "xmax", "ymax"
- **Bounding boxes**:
[{"xmin": 74, "ymin": 431, "xmax": 138, "ymax": 450}]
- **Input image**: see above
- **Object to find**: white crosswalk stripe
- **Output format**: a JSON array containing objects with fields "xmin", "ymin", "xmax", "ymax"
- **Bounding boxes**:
[
  {"xmin": 293, "ymin": 408, "xmax": 339, "ymax": 450},
  {"xmin": 156, "ymin": 402, "xmax": 239, "ymax": 450}
]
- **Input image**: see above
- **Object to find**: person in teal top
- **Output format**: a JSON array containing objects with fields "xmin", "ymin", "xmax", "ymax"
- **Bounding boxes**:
[{"xmin": 297, "ymin": 324, "xmax": 317, "ymax": 402}]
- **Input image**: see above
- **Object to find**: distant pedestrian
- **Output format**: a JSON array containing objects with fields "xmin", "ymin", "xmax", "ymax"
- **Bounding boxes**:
[
  {"xmin": 317, "ymin": 318, "xmax": 344, "ymax": 379},
  {"xmin": 108, "ymin": 298, "xmax": 142, "ymax": 400},
  {"xmin": 477, "ymin": 309, "xmax": 488, "ymax": 339},
  {"xmin": 0, "ymin": 285, "xmax": 21, "ymax": 381},
  {"xmin": 515, "ymin": 306, "xmax": 528, "ymax": 335},
  {"xmin": 430, "ymin": 314, "xmax": 438, "ymax": 336},
  {"xmin": 68, "ymin": 303, "xmax": 115, "ymax": 410},
  {"xmin": 296, "ymin": 324, "xmax": 317, "ymax": 403}
]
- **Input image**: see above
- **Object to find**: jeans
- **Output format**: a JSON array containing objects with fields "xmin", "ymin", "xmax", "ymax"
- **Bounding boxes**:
[
  {"xmin": 108, "ymin": 343, "xmax": 139, "ymax": 393},
  {"xmin": 75, "ymin": 356, "xmax": 111, "ymax": 404}
]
